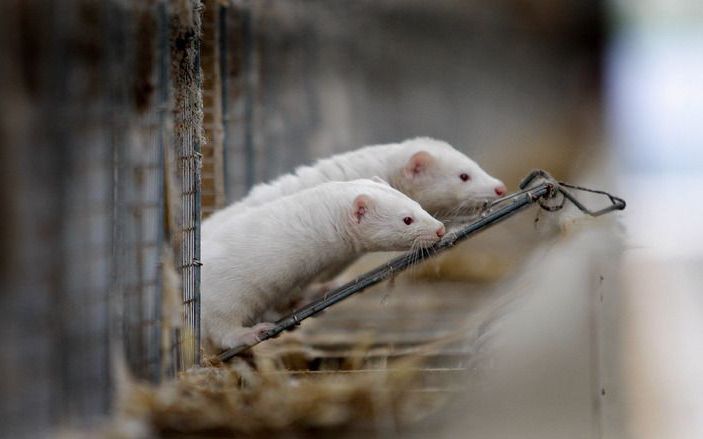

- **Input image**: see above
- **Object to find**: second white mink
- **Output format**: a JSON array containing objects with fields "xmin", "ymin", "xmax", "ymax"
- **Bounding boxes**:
[
  {"xmin": 201, "ymin": 179, "xmax": 445, "ymax": 352},
  {"xmin": 203, "ymin": 137, "xmax": 506, "ymax": 239}
]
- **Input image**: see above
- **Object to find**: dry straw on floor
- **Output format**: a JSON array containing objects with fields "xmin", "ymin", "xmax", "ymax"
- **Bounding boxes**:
[
  {"xmin": 111, "ymin": 340, "xmax": 451, "ymax": 437},
  {"xmin": 109, "ymin": 248, "xmax": 524, "ymax": 437}
]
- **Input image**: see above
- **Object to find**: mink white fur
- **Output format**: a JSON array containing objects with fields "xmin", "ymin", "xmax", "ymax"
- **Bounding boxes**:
[
  {"xmin": 201, "ymin": 179, "xmax": 445, "ymax": 351},
  {"xmin": 203, "ymin": 137, "xmax": 505, "ymax": 239}
]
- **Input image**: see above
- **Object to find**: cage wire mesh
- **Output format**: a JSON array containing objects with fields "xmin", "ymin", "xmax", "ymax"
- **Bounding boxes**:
[
  {"xmin": 168, "ymin": 0, "xmax": 204, "ymax": 371},
  {"xmin": 1, "ymin": 0, "xmax": 203, "ymax": 434},
  {"xmin": 221, "ymin": 2, "xmax": 259, "ymax": 200},
  {"xmin": 113, "ymin": 1, "xmax": 169, "ymax": 383},
  {"xmin": 220, "ymin": 1, "xmax": 320, "ymax": 198},
  {"xmin": 0, "ymin": 1, "xmax": 117, "ymax": 432},
  {"xmin": 41, "ymin": 1, "xmax": 117, "ymax": 428}
]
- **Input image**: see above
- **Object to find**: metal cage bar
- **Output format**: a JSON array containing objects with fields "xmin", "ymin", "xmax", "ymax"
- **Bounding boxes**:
[
  {"xmin": 112, "ymin": 1, "xmax": 170, "ymax": 384},
  {"xmin": 169, "ymin": 0, "xmax": 203, "ymax": 370},
  {"xmin": 1, "ymin": 1, "xmax": 206, "ymax": 434},
  {"xmin": 222, "ymin": 3, "xmax": 258, "ymax": 201}
]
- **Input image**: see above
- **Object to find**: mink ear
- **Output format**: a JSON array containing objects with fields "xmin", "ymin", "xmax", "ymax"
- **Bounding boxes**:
[
  {"xmin": 352, "ymin": 194, "xmax": 372, "ymax": 223},
  {"xmin": 403, "ymin": 151, "xmax": 433, "ymax": 178},
  {"xmin": 371, "ymin": 176, "xmax": 390, "ymax": 186}
]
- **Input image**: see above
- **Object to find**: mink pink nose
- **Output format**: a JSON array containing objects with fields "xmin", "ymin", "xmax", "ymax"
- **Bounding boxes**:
[
  {"xmin": 436, "ymin": 225, "xmax": 446, "ymax": 238},
  {"xmin": 495, "ymin": 184, "xmax": 507, "ymax": 196}
]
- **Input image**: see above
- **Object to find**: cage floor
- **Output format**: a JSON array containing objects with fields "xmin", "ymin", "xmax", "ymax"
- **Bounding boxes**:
[
  {"xmin": 115, "ymin": 269, "xmax": 505, "ymax": 437},
  {"xmin": 244, "ymin": 275, "xmax": 502, "ymax": 427}
]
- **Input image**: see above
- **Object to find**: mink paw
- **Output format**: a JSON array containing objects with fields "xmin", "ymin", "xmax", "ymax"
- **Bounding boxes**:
[
  {"xmin": 222, "ymin": 323, "xmax": 277, "ymax": 348},
  {"xmin": 251, "ymin": 322, "xmax": 277, "ymax": 342}
]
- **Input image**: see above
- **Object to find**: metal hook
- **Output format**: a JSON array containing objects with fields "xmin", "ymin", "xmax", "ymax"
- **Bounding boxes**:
[{"xmin": 518, "ymin": 169, "xmax": 626, "ymax": 217}]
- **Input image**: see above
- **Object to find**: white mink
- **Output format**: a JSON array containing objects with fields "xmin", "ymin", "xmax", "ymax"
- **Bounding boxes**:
[
  {"xmin": 203, "ymin": 137, "xmax": 506, "ymax": 240},
  {"xmin": 201, "ymin": 179, "xmax": 446, "ymax": 352}
]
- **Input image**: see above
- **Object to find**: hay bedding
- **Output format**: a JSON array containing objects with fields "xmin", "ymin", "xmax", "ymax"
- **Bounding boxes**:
[
  {"xmin": 112, "ymin": 265, "xmax": 512, "ymax": 437},
  {"xmin": 108, "ymin": 256, "xmax": 524, "ymax": 438},
  {"xmin": 112, "ymin": 343, "xmax": 448, "ymax": 437}
]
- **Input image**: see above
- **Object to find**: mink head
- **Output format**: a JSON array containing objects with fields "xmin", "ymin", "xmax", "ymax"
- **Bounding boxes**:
[
  {"xmin": 392, "ymin": 138, "xmax": 506, "ymax": 219},
  {"xmin": 346, "ymin": 180, "xmax": 445, "ymax": 252}
]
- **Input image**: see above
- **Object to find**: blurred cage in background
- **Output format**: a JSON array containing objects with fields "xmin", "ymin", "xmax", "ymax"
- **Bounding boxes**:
[
  {"xmin": 0, "ymin": 0, "xmax": 204, "ymax": 435},
  {"xmin": 213, "ymin": 0, "xmax": 604, "ymax": 197},
  {"xmin": 114, "ymin": 1, "xmax": 169, "ymax": 384},
  {"xmin": 220, "ymin": 2, "xmax": 259, "ymax": 203}
]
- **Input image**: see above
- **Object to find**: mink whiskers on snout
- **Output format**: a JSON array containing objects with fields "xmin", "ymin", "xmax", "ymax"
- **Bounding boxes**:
[
  {"xmin": 438, "ymin": 198, "xmax": 492, "ymax": 227},
  {"xmin": 406, "ymin": 239, "xmax": 424, "ymax": 276},
  {"xmin": 408, "ymin": 236, "xmax": 437, "ymax": 274}
]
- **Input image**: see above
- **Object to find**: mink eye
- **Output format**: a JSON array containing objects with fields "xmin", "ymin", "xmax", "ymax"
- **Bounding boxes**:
[
  {"xmin": 459, "ymin": 173, "xmax": 471, "ymax": 182},
  {"xmin": 403, "ymin": 217, "xmax": 414, "ymax": 225}
]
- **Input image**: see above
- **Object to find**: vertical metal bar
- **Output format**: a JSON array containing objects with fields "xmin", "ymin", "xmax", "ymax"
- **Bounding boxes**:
[
  {"xmin": 193, "ymin": 35, "xmax": 202, "ymax": 363},
  {"xmin": 219, "ymin": 4, "xmax": 229, "ymax": 202},
  {"xmin": 154, "ymin": 0, "xmax": 169, "ymax": 381},
  {"xmin": 51, "ymin": 0, "xmax": 114, "ymax": 425},
  {"xmin": 241, "ymin": 7, "xmax": 255, "ymax": 190},
  {"xmin": 169, "ymin": 1, "xmax": 202, "ymax": 370}
]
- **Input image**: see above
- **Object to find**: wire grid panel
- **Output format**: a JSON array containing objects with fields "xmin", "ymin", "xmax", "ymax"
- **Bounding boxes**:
[
  {"xmin": 49, "ymin": 1, "xmax": 123, "ymax": 427},
  {"xmin": 175, "ymin": 146, "xmax": 202, "ymax": 370},
  {"xmin": 59, "ymin": 136, "xmax": 114, "ymax": 425},
  {"xmin": 169, "ymin": 0, "xmax": 204, "ymax": 370},
  {"xmin": 221, "ymin": 3, "xmax": 258, "ymax": 200},
  {"xmin": 116, "ymin": 127, "xmax": 166, "ymax": 383},
  {"xmin": 220, "ymin": 3, "xmax": 319, "ymax": 199},
  {"xmin": 0, "ymin": 1, "xmax": 136, "ymax": 432},
  {"xmin": 114, "ymin": 2, "xmax": 169, "ymax": 384},
  {"xmin": 0, "ymin": 143, "xmax": 114, "ymax": 435},
  {"xmin": 1, "ymin": 2, "xmax": 203, "ymax": 434}
]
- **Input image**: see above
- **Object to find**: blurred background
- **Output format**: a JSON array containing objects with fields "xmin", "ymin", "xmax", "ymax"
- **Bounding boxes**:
[{"xmin": 1, "ymin": 0, "xmax": 701, "ymax": 438}]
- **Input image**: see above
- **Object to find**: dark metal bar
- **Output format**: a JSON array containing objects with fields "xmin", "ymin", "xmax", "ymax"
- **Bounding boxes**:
[
  {"xmin": 192, "ymin": 15, "xmax": 204, "ymax": 369},
  {"xmin": 218, "ymin": 4, "xmax": 229, "ymax": 202},
  {"xmin": 241, "ymin": 8, "xmax": 256, "ymax": 191}
]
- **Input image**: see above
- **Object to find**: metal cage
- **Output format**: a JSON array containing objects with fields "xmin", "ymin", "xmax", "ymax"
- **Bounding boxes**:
[
  {"xmin": 1, "ymin": 0, "xmax": 203, "ymax": 434},
  {"xmin": 168, "ymin": 0, "xmax": 203, "ymax": 371}
]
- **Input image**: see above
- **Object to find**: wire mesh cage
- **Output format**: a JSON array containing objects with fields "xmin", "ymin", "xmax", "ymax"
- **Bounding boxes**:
[
  {"xmin": 221, "ymin": 2, "xmax": 257, "ymax": 201},
  {"xmin": 1, "ymin": 0, "xmax": 203, "ymax": 434},
  {"xmin": 111, "ymin": 1, "xmax": 169, "ymax": 385},
  {"xmin": 168, "ymin": 0, "xmax": 203, "ymax": 372}
]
